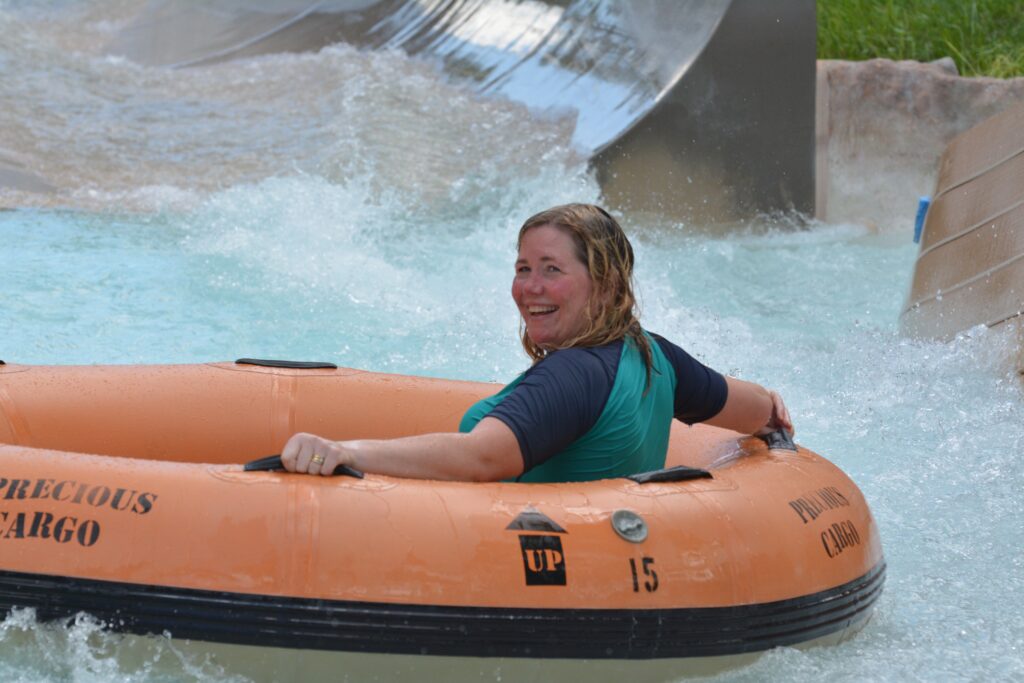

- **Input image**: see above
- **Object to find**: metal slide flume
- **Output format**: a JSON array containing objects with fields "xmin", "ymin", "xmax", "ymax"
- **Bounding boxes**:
[{"xmin": 103, "ymin": 0, "xmax": 815, "ymax": 223}]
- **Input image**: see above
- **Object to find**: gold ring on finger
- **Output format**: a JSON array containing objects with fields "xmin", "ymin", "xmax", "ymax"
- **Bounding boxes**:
[{"xmin": 311, "ymin": 453, "xmax": 325, "ymax": 465}]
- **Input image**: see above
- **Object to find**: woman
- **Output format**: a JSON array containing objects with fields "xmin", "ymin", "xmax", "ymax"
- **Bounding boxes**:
[{"xmin": 282, "ymin": 204, "xmax": 792, "ymax": 481}]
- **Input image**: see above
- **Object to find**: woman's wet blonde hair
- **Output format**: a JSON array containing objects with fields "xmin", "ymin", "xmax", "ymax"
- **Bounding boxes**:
[{"xmin": 517, "ymin": 203, "xmax": 652, "ymax": 377}]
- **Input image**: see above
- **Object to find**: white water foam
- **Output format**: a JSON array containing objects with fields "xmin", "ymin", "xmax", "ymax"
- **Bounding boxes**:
[{"xmin": 0, "ymin": 608, "xmax": 251, "ymax": 683}]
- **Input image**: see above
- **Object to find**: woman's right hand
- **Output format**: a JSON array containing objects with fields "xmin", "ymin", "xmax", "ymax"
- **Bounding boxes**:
[{"xmin": 280, "ymin": 432, "xmax": 355, "ymax": 476}]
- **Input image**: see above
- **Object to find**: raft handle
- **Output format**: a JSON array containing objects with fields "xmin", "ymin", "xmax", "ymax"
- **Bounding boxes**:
[
  {"xmin": 235, "ymin": 358, "xmax": 338, "ymax": 369},
  {"xmin": 627, "ymin": 465, "xmax": 712, "ymax": 484},
  {"xmin": 758, "ymin": 429, "xmax": 797, "ymax": 452},
  {"xmin": 243, "ymin": 454, "xmax": 365, "ymax": 479}
]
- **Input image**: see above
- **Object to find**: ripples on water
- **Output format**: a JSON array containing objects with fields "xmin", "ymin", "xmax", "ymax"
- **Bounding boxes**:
[{"xmin": 2, "ymin": 2, "xmax": 1023, "ymax": 681}]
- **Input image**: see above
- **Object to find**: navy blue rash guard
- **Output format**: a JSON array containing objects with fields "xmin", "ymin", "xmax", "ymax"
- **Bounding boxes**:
[{"xmin": 463, "ymin": 333, "xmax": 728, "ymax": 473}]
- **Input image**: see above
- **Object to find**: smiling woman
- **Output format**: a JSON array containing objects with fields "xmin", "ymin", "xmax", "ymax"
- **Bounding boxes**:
[
  {"xmin": 282, "ymin": 204, "xmax": 793, "ymax": 482},
  {"xmin": 513, "ymin": 224, "xmax": 594, "ymax": 350}
]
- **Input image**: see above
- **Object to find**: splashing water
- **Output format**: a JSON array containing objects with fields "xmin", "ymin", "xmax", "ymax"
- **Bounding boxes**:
[{"xmin": 0, "ymin": 608, "xmax": 251, "ymax": 682}]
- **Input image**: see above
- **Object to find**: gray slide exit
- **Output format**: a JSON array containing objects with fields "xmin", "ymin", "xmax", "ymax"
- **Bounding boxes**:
[{"xmin": 104, "ymin": 0, "xmax": 815, "ymax": 224}]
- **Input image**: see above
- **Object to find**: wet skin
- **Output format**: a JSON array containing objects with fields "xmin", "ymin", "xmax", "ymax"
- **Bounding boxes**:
[{"xmin": 512, "ymin": 224, "xmax": 593, "ymax": 349}]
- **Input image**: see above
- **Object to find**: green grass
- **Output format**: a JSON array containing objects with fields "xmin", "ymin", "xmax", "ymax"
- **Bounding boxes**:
[{"xmin": 817, "ymin": 0, "xmax": 1024, "ymax": 78}]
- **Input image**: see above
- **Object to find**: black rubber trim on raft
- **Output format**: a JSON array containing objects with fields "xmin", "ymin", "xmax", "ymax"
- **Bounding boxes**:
[
  {"xmin": 243, "ymin": 454, "xmax": 364, "ymax": 479},
  {"xmin": 235, "ymin": 358, "xmax": 338, "ymax": 369},
  {"xmin": 627, "ymin": 465, "xmax": 712, "ymax": 484},
  {"xmin": 0, "ymin": 563, "xmax": 885, "ymax": 659},
  {"xmin": 758, "ymin": 430, "xmax": 798, "ymax": 452}
]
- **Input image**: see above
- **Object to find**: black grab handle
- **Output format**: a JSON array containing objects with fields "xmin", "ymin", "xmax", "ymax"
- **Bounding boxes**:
[
  {"xmin": 627, "ymin": 465, "xmax": 712, "ymax": 484},
  {"xmin": 236, "ymin": 358, "xmax": 337, "ymax": 369},
  {"xmin": 758, "ymin": 429, "xmax": 797, "ymax": 452},
  {"xmin": 244, "ymin": 455, "xmax": 364, "ymax": 479}
]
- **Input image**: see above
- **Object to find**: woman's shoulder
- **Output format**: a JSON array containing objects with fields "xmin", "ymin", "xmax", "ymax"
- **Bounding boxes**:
[
  {"xmin": 644, "ymin": 330, "xmax": 695, "ymax": 361},
  {"xmin": 527, "ymin": 340, "xmax": 624, "ymax": 383}
]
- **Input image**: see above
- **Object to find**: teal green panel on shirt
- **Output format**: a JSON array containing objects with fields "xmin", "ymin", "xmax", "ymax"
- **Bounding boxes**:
[{"xmin": 459, "ymin": 333, "xmax": 677, "ymax": 483}]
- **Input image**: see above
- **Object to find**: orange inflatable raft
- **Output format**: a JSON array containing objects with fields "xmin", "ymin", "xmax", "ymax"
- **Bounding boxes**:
[{"xmin": 0, "ymin": 359, "xmax": 884, "ymax": 678}]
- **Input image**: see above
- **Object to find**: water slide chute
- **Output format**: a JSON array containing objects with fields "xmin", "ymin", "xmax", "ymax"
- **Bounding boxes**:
[
  {"xmin": 901, "ymin": 102, "xmax": 1024, "ymax": 374},
  {"xmin": 104, "ymin": 0, "xmax": 817, "ymax": 224}
]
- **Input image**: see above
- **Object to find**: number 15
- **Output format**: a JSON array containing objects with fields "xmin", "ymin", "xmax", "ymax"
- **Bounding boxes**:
[{"xmin": 629, "ymin": 557, "xmax": 659, "ymax": 593}]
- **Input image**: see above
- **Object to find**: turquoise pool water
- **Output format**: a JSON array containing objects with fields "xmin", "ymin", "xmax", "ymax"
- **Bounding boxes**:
[{"xmin": 2, "ymin": 2, "xmax": 1023, "ymax": 681}]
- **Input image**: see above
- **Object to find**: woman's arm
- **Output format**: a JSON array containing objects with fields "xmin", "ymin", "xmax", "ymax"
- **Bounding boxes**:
[
  {"xmin": 280, "ymin": 416, "xmax": 524, "ymax": 481},
  {"xmin": 704, "ymin": 376, "xmax": 794, "ymax": 435}
]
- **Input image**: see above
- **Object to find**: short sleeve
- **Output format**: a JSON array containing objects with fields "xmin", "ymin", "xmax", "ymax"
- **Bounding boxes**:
[
  {"xmin": 486, "ymin": 345, "xmax": 620, "ymax": 471},
  {"xmin": 651, "ymin": 333, "xmax": 728, "ymax": 424}
]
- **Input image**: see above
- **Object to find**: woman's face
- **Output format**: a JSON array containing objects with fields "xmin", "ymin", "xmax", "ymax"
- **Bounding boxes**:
[{"xmin": 512, "ymin": 224, "xmax": 594, "ymax": 349}]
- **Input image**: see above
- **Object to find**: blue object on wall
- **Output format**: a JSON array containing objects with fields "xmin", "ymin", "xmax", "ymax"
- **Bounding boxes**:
[{"xmin": 913, "ymin": 196, "xmax": 931, "ymax": 244}]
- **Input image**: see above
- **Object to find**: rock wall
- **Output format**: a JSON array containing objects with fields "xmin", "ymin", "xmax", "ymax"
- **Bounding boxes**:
[{"xmin": 816, "ymin": 59, "xmax": 1024, "ymax": 234}]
